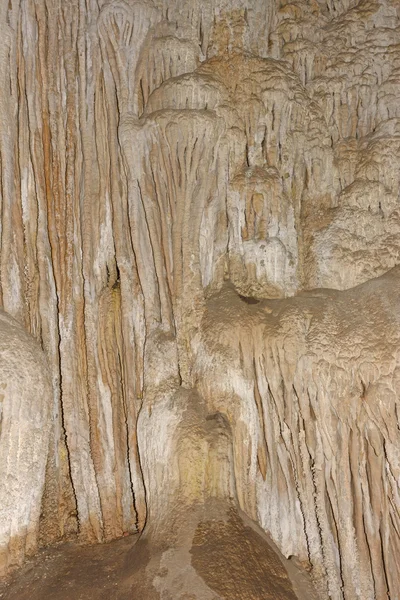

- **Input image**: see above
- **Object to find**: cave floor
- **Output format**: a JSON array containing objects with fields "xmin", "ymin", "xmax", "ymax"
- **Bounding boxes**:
[
  {"xmin": 0, "ymin": 512, "xmax": 316, "ymax": 600},
  {"xmin": 0, "ymin": 534, "xmax": 139, "ymax": 600}
]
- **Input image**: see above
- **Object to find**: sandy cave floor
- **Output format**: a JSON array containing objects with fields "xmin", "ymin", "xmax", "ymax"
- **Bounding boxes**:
[
  {"xmin": 0, "ymin": 525, "xmax": 316, "ymax": 600},
  {"xmin": 0, "ymin": 535, "xmax": 140, "ymax": 600}
]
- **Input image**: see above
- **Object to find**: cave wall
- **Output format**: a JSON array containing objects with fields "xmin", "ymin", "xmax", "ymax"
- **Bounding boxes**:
[{"xmin": 0, "ymin": 0, "xmax": 399, "ymax": 598}]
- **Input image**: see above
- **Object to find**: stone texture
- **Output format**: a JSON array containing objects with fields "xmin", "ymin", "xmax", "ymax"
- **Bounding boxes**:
[
  {"xmin": 0, "ymin": 311, "xmax": 52, "ymax": 576},
  {"xmin": 130, "ymin": 389, "xmax": 313, "ymax": 599},
  {"xmin": 0, "ymin": 0, "xmax": 399, "ymax": 598},
  {"xmin": 196, "ymin": 268, "xmax": 400, "ymax": 599}
]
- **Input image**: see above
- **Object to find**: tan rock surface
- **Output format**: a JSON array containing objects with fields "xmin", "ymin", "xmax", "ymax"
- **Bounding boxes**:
[{"xmin": 0, "ymin": 0, "xmax": 399, "ymax": 598}]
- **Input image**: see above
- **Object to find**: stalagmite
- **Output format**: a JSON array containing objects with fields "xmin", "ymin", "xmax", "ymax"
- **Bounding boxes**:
[{"xmin": 0, "ymin": 0, "xmax": 399, "ymax": 599}]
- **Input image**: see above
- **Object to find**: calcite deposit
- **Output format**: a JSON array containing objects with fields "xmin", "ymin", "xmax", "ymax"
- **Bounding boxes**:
[
  {"xmin": 0, "ymin": 0, "xmax": 399, "ymax": 598},
  {"xmin": 0, "ymin": 312, "xmax": 51, "ymax": 576}
]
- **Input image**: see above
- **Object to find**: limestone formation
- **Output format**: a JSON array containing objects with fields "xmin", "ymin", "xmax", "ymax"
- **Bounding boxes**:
[
  {"xmin": 0, "ymin": 0, "xmax": 399, "ymax": 598},
  {"xmin": 129, "ymin": 390, "xmax": 315, "ymax": 600},
  {"xmin": 0, "ymin": 312, "xmax": 52, "ymax": 576}
]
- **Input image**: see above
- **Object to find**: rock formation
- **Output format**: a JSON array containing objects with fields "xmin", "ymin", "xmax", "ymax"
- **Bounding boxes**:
[
  {"xmin": 0, "ymin": 312, "xmax": 51, "ymax": 576},
  {"xmin": 0, "ymin": 0, "xmax": 399, "ymax": 598}
]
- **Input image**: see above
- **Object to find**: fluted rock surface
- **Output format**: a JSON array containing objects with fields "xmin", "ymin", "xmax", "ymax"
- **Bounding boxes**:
[
  {"xmin": 0, "ymin": 0, "xmax": 399, "ymax": 598},
  {"xmin": 196, "ymin": 268, "xmax": 400, "ymax": 599}
]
